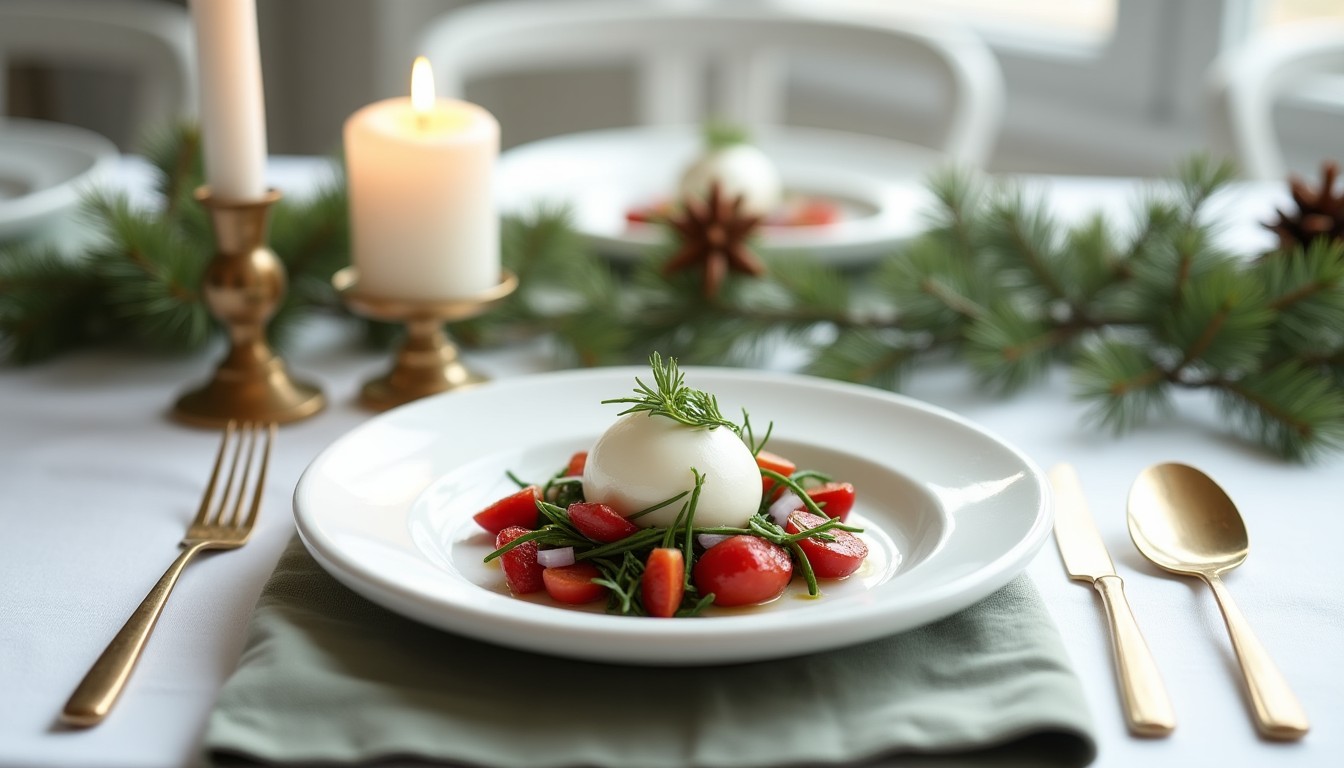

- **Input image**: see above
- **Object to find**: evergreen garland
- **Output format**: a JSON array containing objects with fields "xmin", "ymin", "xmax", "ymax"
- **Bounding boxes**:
[{"xmin": 1, "ymin": 123, "xmax": 1341, "ymax": 460}]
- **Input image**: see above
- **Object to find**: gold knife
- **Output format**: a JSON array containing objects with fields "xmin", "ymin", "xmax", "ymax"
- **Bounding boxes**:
[{"xmin": 1050, "ymin": 463, "xmax": 1176, "ymax": 737}]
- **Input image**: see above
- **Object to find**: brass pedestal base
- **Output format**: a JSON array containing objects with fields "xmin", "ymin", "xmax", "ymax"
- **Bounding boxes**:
[
  {"xmin": 170, "ymin": 188, "xmax": 325, "ymax": 428},
  {"xmin": 334, "ymin": 268, "xmax": 518, "ymax": 412},
  {"xmin": 172, "ymin": 348, "xmax": 325, "ymax": 428}
]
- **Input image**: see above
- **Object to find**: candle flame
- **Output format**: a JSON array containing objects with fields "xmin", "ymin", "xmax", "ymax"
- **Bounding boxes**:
[{"xmin": 411, "ymin": 56, "xmax": 435, "ymax": 113}]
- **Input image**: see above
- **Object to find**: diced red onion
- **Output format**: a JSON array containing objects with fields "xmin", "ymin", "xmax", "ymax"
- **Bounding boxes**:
[
  {"xmin": 768, "ymin": 491, "xmax": 802, "ymax": 526},
  {"xmin": 697, "ymin": 533, "xmax": 731, "ymax": 549},
  {"xmin": 537, "ymin": 547, "xmax": 575, "ymax": 568}
]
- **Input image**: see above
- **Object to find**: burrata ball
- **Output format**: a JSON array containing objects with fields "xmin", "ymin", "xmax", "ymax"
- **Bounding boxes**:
[
  {"xmin": 678, "ymin": 143, "xmax": 783, "ymax": 218},
  {"xmin": 582, "ymin": 413, "xmax": 762, "ymax": 529}
]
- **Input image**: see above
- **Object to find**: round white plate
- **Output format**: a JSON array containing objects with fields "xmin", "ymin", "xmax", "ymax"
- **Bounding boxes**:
[
  {"xmin": 294, "ymin": 367, "xmax": 1051, "ymax": 665},
  {"xmin": 495, "ymin": 125, "xmax": 941, "ymax": 266},
  {"xmin": 0, "ymin": 118, "xmax": 117, "ymax": 240}
]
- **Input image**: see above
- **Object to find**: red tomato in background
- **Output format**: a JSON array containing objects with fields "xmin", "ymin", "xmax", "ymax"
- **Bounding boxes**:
[
  {"xmin": 565, "ymin": 451, "xmax": 587, "ymax": 476},
  {"xmin": 495, "ymin": 526, "xmax": 544, "ymax": 594},
  {"xmin": 542, "ymin": 561, "xmax": 607, "ymax": 604},
  {"xmin": 568, "ymin": 502, "xmax": 641, "ymax": 543},
  {"xmin": 693, "ymin": 535, "xmax": 793, "ymax": 607},
  {"xmin": 790, "ymin": 199, "xmax": 840, "ymax": 227},
  {"xmin": 755, "ymin": 450, "xmax": 796, "ymax": 495},
  {"xmin": 473, "ymin": 486, "xmax": 540, "ymax": 533},
  {"xmin": 785, "ymin": 511, "xmax": 868, "ymax": 579},
  {"xmin": 806, "ymin": 482, "xmax": 856, "ymax": 522}
]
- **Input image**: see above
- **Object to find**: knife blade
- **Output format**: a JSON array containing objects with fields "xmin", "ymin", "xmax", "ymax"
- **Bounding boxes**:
[{"xmin": 1050, "ymin": 463, "xmax": 1176, "ymax": 737}]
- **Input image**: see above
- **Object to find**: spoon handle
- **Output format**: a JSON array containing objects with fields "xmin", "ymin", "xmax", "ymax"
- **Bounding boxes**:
[
  {"xmin": 1205, "ymin": 574, "xmax": 1310, "ymax": 740},
  {"xmin": 1093, "ymin": 575, "xmax": 1176, "ymax": 736}
]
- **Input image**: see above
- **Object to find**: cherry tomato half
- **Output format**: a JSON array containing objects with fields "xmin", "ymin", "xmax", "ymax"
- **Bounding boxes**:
[
  {"xmin": 755, "ymin": 450, "xmax": 796, "ymax": 495},
  {"xmin": 495, "ymin": 526, "xmax": 544, "ymax": 594},
  {"xmin": 693, "ymin": 535, "xmax": 792, "ymax": 607},
  {"xmin": 806, "ymin": 481, "xmax": 856, "ymax": 522},
  {"xmin": 786, "ymin": 511, "xmax": 867, "ymax": 579},
  {"xmin": 474, "ymin": 486, "xmax": 540, "ymax": 533},
  {"xmin": 568, "ymin": 502, "xmax": 641, "ymax": 543},
  {"xmin": 565, "ymin": 451, "xmax": 587, "ymax": 477},
  {"xmin": 641, "ymin": 548, "xmax": 685, "ymax": 618},
  {"xmin": 542, "ymin": 561, "xmax": 607, "ymax": 605}
]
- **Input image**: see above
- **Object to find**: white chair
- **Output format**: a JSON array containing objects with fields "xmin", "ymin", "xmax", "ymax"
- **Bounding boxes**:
[
  {"xmin": 1208, "ymin": 20, "xmax": 1344, "ymax": 180},
  {"xmin": 0, "ymin": 0, "xmax": 196, "ymax": 141},
  {"xmin": 417, "ymin": 0, "xmax": 1004, "ymax": 168}
]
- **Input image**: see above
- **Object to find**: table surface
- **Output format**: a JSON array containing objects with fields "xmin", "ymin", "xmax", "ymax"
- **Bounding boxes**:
[{"xmin": 1, "ymin": 158, "xmax": 1340, "ymax": 768}]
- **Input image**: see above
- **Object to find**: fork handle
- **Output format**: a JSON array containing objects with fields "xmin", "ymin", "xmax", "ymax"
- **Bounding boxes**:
[{"xmin": 61, "ymin": 543, "xmax": 208, "ymax": 727}]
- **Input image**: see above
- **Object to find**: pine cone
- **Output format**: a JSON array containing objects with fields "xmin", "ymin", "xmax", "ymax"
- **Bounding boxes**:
[{"xmin": 1264, "ymin": 160, "xmax": 1344, "ymax": 252}]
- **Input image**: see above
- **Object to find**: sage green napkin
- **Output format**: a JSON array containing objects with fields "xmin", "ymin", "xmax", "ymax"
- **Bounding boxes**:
[{"xmin": 205, "ymin": 536, "xmax": 1095, "ymax": 767}]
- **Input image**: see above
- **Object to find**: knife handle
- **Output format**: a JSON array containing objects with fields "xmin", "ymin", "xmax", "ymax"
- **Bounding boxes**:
[{"xmin": 1093, "ymin": 575, "xmax": 1176, "ymax": 736}]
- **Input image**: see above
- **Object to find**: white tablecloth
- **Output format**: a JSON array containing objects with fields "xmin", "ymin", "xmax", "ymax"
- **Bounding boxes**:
[{"xmin": 1, "ymin": 159, "xmax": 1339, "ymax": 767}]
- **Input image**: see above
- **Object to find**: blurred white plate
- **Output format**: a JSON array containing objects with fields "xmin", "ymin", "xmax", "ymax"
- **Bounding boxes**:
[
  {"xmin": 0, "ymin": 118, "xmax": 117, "ymax": 241},
  {"xmin": 294, "ymin": 366, "xmax": 1051, "ymax": 666},
  {"xmin": 496, "ymin": 125, "xmax": 942, "ymax": 265}
]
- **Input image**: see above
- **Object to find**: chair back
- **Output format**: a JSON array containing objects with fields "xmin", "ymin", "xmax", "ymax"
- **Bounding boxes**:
[
  {"xmin": 0, "ymin": 0, "xmax": 195, "ymax": 140},
  {"xmin": 1209, "ymin": 21, "xmax": 1344, "ymax": 180},
  {"xmin": 418, "ymin": 0, "xmax": 1003, "ymax": 167}
]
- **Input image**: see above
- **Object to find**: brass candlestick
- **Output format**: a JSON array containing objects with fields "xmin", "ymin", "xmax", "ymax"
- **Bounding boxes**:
[
  {"xmin": 171, "ymin": 188, "xmax": 326, "ymax": 427},
  {"xmin": 333, "ymin": 267, "xmax": 518, "ymax": 411}
]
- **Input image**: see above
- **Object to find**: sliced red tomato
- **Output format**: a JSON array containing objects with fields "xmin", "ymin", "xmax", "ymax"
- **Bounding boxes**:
[
  {"xmin": 495, "ymin": 526, "xmax": 544, "ymax": 594},
  {"xmin": 568, "ymin": 501, "xmax": 641, "ymax": 543},
  {"xmin": 790, "ymin": 199, "xmax": 840, "ymax": 227},
  {"xmin": 806, "ymin": 481, "xmax": 857, "ymax": 522},
  {"xmin": 786, "ymin": 511, "xmax": 868, "ymax": 579},
  {"xmin": 625, "ymin": 200, "xmax": 673, "ymax": 226},
  {"xmin": 692, "ymin": 535, "xmax": 793, "ymax": 607},
  {"xmin": 755, "ymin": 450, "xmax": 796, "ymax": 495},
  {"xmin": 473, "ymin": 486, "xmax": 540, "ymax": 533},
  {"xmin": 565, "ymin": 451, "xmax": 588, "ymax": 477},
  {"xmin": 641, "ymin": 548, "xmax": 685, "ymax": 618},
  {"xmin": 541, "ymin": 561, "xmax": 607, "ymax": 605}
]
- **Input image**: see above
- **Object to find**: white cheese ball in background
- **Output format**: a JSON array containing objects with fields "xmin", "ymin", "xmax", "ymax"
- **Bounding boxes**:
[
  {"xmin": 678, "ymin": 144, "xmax": 783, "ymax": 217},
  {"xmin": 582, "ymin": 413, "xmax": 763, "ymax": 529}
]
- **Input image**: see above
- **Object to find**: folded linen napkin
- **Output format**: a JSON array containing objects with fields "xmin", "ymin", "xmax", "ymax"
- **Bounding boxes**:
[{"xmin": 205, "ymin": 536, "xmax": 1095, "ymax": 767}]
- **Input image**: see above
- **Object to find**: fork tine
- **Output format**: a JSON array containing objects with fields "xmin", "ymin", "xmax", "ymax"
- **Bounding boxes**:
[
  {"xmin": 221, "ymin": 422, "xmax": 260, "ymax": 528},
  {"xmin": 238, "ymin": 422, "xmax": 276, "ymax": 533},
  {"xmin": 209, "ymin": 421, "xmax": 251, "ymax": 527},
  {"xmin": 191, "ymin": 420, "xmax": 237, "ymax": 529}
]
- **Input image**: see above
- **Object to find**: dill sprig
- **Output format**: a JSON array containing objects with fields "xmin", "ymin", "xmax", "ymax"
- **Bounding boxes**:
[{"xmin": 604, "ymin": 353, "xmax": 740, "ymax": 432}]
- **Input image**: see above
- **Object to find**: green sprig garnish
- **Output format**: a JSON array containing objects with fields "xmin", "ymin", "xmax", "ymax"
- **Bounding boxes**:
[{"xmin": 603, "ymin": 353, "xmax": 740, "ymax": 432}]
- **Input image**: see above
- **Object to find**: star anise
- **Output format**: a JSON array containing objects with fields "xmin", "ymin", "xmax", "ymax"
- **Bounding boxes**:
[
  {"xmin": 1264, "ymin": 160, "xmax": 1344, "ymax": 253},
  {"xmin": 663, "ymin": 183, "xmax": 765, "ymax": 298}
]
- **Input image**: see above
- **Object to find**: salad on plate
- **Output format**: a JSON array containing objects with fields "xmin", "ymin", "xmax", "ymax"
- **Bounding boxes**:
[
  {"xmin": 625, "ymin": 123, "xmax": 842, "ymax": 229},
  {"xmin": 471, "ymin": 354, "xmax": 868, "ymax": 617}
]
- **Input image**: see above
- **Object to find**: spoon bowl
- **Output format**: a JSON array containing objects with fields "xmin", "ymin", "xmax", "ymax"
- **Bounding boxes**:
[
  {"xmin": 1128, "ymin": 462, "xmax": 1248, "ymax": 575},
  {"xmin": 1127, "ymin": 462, "xmax": 1308, "ymax": 740}
]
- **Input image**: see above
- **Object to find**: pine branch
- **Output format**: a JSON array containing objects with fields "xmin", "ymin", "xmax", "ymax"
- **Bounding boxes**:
[
  {"xmin": 1074, "ymin": 339, "xmax": 1171, "ymax": 434},
  {"xmin": 965, "ymin": 302, "xmax": 1062, "ymax": 392},
  {"xmin": 1216, "ymin": 362, "xmax": 1344, "ymax": 460},
  {"xmin": 0, "ymin": 245, "xmax": 107, "ymax": 362},
  {"xmin": 84, "ymin": 190, "xmax": 212, "ymax": 351},
  {"xmin": 5, "ymin": 121, "xmax": 1339, "ymax": 462},
  {"xmin": 805, "ymin": 328, "xmax": 914, "ymax": 390}
]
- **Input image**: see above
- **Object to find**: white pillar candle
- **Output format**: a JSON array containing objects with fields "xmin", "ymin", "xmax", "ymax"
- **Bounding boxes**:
[
  {"xmin": 344, "ymin": 57, "xmax": 500, "ymax": 301},
  {"xmin": 188, "ymin": 0, "xmax": 268, "ymax": 200}
]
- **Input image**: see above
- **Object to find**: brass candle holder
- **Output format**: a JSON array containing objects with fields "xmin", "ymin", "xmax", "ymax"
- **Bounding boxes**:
[
  {"xmin": 333, "ymin": 267, "xmax": 518, "ymax": 411},
  {"xmin": 171, "ymin": 188, "xmax": 326, "ymax": 427}
]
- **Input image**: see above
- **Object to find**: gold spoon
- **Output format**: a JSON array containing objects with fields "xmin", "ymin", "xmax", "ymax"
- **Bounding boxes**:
[{"xmin": 1128, "ymin": 462, "xmax": 1309, "ymax": 740}]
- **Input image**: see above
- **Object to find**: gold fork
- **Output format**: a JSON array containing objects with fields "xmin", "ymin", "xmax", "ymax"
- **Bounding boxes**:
[{"xmin": 61, "ymin": 420, "xmax": 276, "ymax": 727}]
